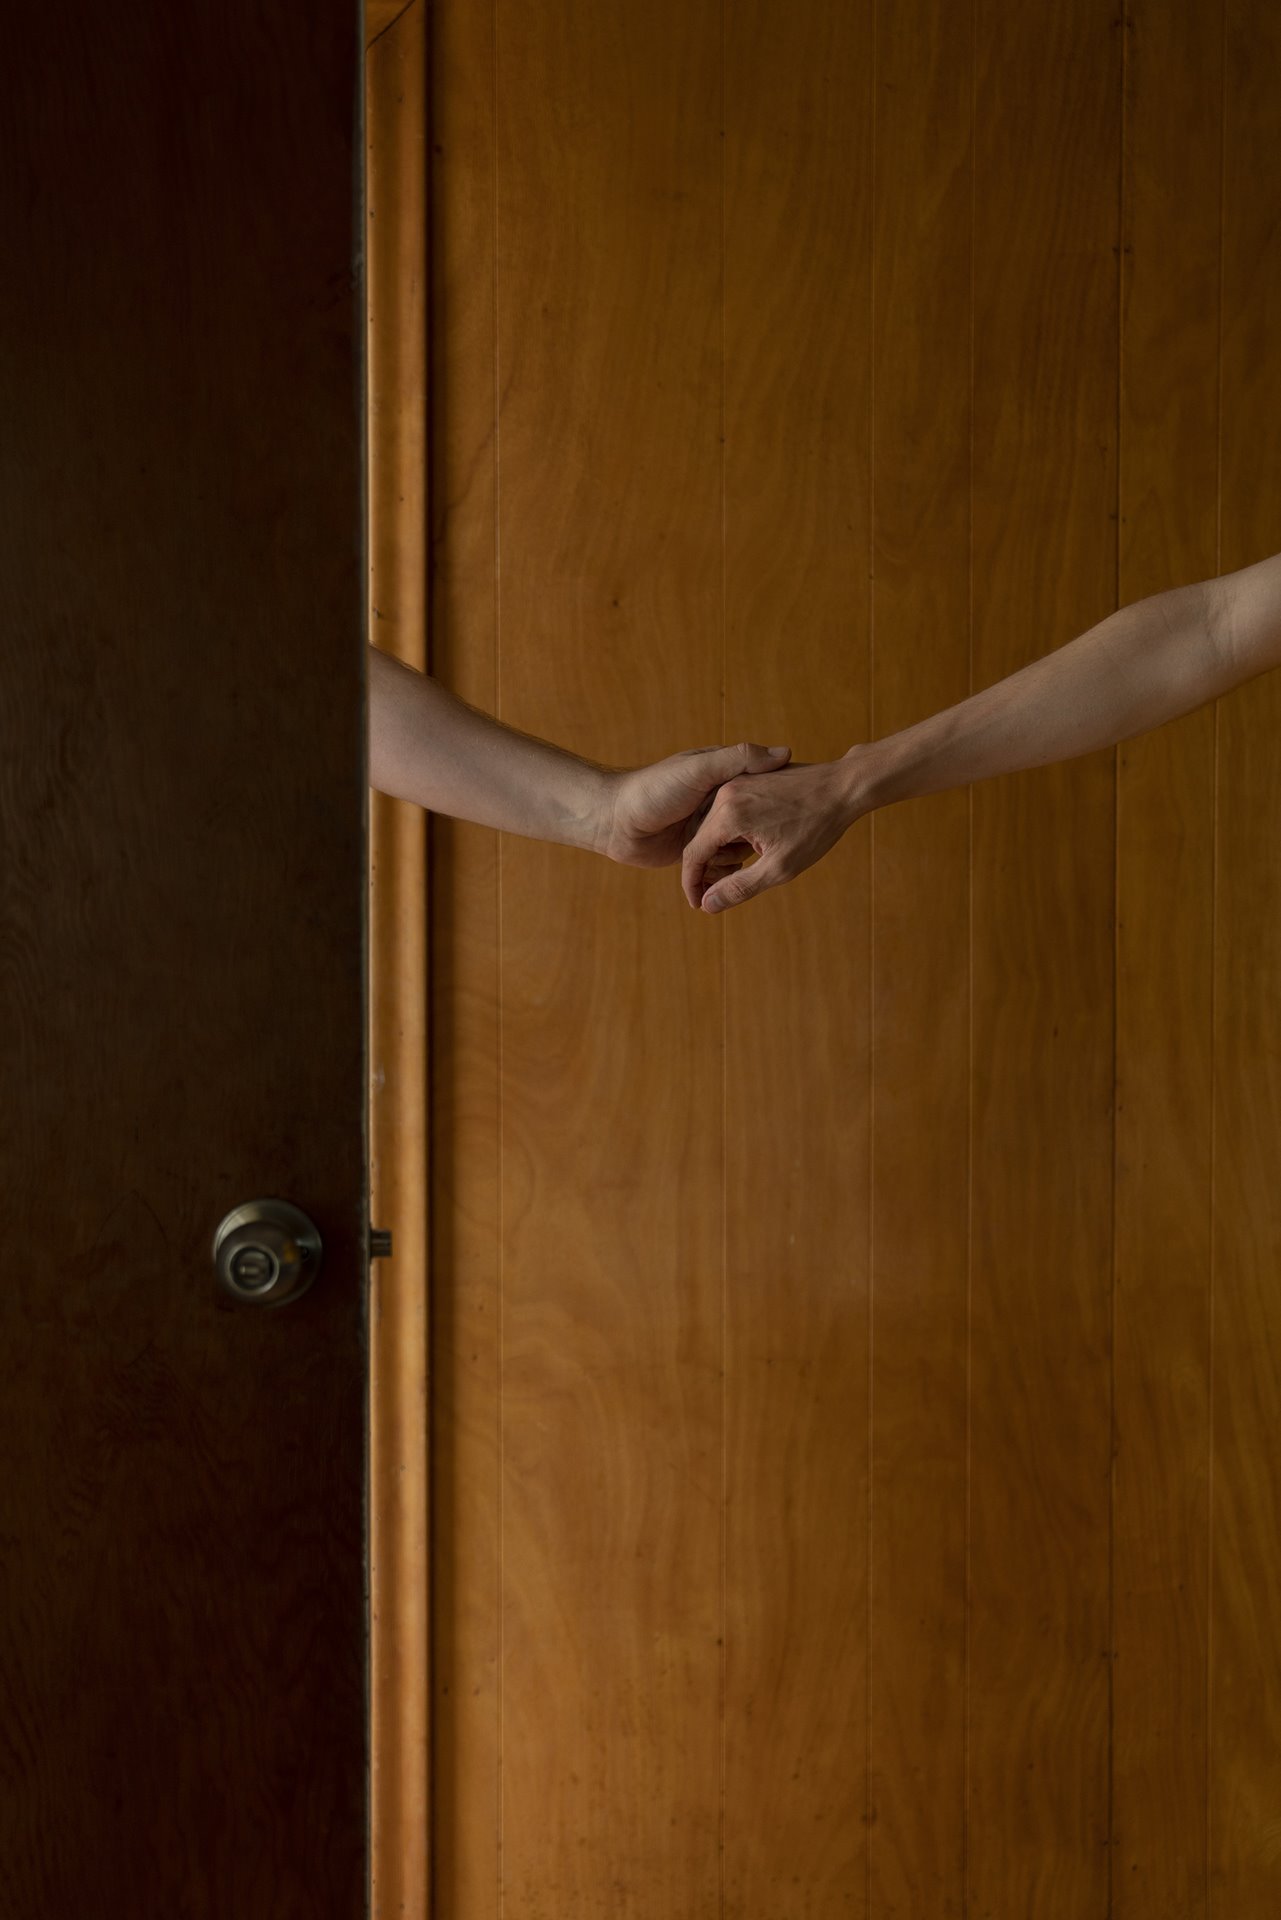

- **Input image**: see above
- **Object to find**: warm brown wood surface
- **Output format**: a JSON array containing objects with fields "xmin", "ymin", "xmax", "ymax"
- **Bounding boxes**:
[
  {"xmin": 421, "ymin": 0, "xmax": 1281, "ymax": 1913},
  {"xmin": 722, "ymin": 5, "xmax": 874, "ymax": 1910},
  {"xmin": 428, "ymin": 2, "xmax": 503, "ymax": 1914},
  {"xmin": 1214, "ymin": 3, "xmax": 1281, "ymax": 1911},
  {"xmin": 867, "ymin": 4, "xmax": 973, "ymax": 1908},
  {"xmin": 366, "ymin": 0, "xmax": 414, "ymax": 49},
  {"xmin": 494, "ymin": 7, "xmax": 727, "ymax": 1911},
  {"xmin": 968, "ymin": 3, "xmax": 1118, "ymax": 1910},
  {"xmin": 368, "ymin": 4, "xmax": 430, "ymax": 1917},
  {"xmin": 1114, "ymin": 1, "xmax": 1221, "ymax": 1911},
  {"xmin": 0, "ymin": 3, "xmax": 367, "ymax": 1913}
]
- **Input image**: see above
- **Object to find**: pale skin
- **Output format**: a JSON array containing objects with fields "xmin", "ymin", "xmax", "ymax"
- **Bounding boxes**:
[
  {"xmin": 367, "ymin": 644, "xmax": 792, "ymax": 867},
  {"xmin": 682, "ymin": 548, "xmax": 1281, "ymax": 912},
  {"xmin": 368, "ymin": 549, "xmax": 1281, "ymax": 907}
]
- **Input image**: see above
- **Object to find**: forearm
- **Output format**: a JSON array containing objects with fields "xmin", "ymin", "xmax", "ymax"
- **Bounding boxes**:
[
  {"xmin": 368, "ymin": 645, "xmax": 611, "ymax": 850},
  {"xmin": 854, "ymin": 563, "xmax": 1277, "ymax": 811}
]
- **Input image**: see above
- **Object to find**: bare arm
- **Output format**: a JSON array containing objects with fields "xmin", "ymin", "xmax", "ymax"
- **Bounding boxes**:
[
  {"xmin": 368, "ymin": 644, "xmax": 790, "ymax": 867},
  {"xmin": 855, "ymin": 552, "xmax": 1281, "ymax": 807},
  {"xmin": 682, "ymin": 550, "xmax": 1281, "ymax": 913},
  {"xmin": 369, "ymin": 645, "xmax": 611, "ymax": 849}
]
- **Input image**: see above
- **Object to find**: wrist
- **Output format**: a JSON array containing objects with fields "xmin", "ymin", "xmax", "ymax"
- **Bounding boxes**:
[
  {"xmin": 578, "ymin": 762, "xmax": 623, "ymax": 858},
  {"xmin": 834, "ymin": 737, "xmax": 904, "ymax": 818}
]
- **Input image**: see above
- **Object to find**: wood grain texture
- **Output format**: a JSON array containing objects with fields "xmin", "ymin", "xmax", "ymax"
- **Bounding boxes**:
[
  {"xmin": 967, "ymin": 1, "xmax": 1119, "ymax": 1910},
  {"xmin": 867, "ymin": 2, "xmax": 973, "ymax": 1911},
  {"xmin": 428, "ymin": 0, "xmax": 504, "ymax": 1911},
  {"xmin": 722, "ymin": 3, "xmax": 875, "ymax": 1914},
  {"xmin": 368, "ymin": 5, "xmax": 430, "ymax": 1917},
  {"xmin": 0, "ymin": 3, "xmax": 366, "ymax": 1913},
  {"xmin": 367, "ymin": 0, "xmax": 414, "ymax": 48},
  {"xmin": 422, "ymin": 2, "xmax": 1281, "ymax": 1914},
  {"xmin": 1113, "ymin": 1, "xmax": 1221, "ymax": 1911},
  {"xmin": 495, "ymin": 3, "xmax": 725, "ymax": 1914},
  {"xmin": 1212, "ymin": 0, "xmax": 1281, "ymax": 1908}
]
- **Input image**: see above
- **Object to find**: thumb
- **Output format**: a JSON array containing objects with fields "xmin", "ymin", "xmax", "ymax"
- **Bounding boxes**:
[
  {"xmin": 701, "ymin": 857, "xmax": 784, "ymax": 916},
  {"xmin": 693, "ymin": 741, "xmax": 791, "ymax": 788}
]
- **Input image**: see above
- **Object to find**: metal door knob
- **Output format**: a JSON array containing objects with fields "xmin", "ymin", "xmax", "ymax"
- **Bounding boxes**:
[{"xmin": 213, "ymin": 1199, "xmax": 323, "ymax": 1306}]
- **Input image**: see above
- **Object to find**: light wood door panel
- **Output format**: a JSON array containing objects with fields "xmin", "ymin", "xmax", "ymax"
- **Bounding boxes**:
[
  {"xmin": 1214, "ymin": 2, "xmax": 1281, "ymax": 1909},
  {"xmin": 494, "ymin": 7, "xmax": 726, "ymax": 1911},
  {"xmin": 428, "ymin": 1, "xmax": 504, "ymax": 1915},
  {"xmin": 1113, "ymin": 0, "xmax": 1221, "ymax": 1909},
  {"xmin": 868, "ymin": 2, "xmax": 973, "ymax": 1907},
  {"xmin": 967, "ymin": 3, "xmax": 1119, "ymax": 1909},
  {"xmin": 368, "ymin": 7, "xmax": 430, "ymax": 1919},
  {"xmin": 722, "ymin": 5, "xmax": 874, "ymax": 1910},
  {"xmin": 421, "ymin": 1, "xmax": 1281, "ymax": 1913}
]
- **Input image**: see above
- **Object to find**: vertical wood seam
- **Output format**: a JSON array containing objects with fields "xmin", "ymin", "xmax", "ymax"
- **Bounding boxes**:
[
  {"xmin": 424, "ymin": 28, "xmax": 436, "ymax": 1910},
  {"xmin": 964, "ymin": 2, "xmax": 978, "ymax": 1910},
  {"xmin": 424, "ymin": 9, "xmax": 435, "ymax": 1901},
  {"xmin": 1110, "ymin": 5, "xmax": 1128, "ymax": 1910},
  {"xmin": 866, "ymin": 0, "xmax": 879, "ymax": 1901},
  {"xmin": 369, "ymin": 9, "xmax": 431, "ymax": 1910},
  {"xmin": 493, "ymin": 1, "xmax": 504, "ymax": 1913},
  {"xmin": 1207, "ymin": 2, "xmax": 1228, "ymax": 1906},
  {"xmin": 719, "ymin": 3, "xmax": 728, "ymax": 1912}
]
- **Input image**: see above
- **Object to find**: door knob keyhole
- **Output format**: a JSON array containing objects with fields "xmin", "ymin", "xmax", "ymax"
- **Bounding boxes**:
[{"xmin": 213, "ymin": 1200, "xmax": 322, "ymax": 1307}]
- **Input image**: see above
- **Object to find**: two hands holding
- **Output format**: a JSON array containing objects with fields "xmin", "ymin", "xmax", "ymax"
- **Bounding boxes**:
[
  {"xmin": 369, "ymin": 552, "xmax": 1281, "ymax": 894},
  {"xmin": 368, "ymin": 640, "xmax": 882, "ymax": 914},
  {"xmin": 602, "ymin": 739, "xmax": 868, "ymax": 915}
]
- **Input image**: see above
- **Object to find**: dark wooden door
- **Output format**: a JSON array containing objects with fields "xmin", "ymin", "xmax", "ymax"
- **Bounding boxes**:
[{"xmin": 1, "ymin": 4, "xmax": 368, "ymax": 1913}]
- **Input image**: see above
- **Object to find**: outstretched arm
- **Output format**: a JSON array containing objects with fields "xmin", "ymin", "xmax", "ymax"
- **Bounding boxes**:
[
  {"xmin": 682, "ymin": 549, "xmax": 1281, "ymax": 913},
  {"xmin": 368, "ymin": 644, "xmax": 790, "ymax": 868}
]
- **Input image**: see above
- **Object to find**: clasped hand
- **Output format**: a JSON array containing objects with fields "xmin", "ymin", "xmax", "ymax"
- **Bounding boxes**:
[{"xmin": 602, "ymin": 740, "xmax": 871, "ymax": 915}]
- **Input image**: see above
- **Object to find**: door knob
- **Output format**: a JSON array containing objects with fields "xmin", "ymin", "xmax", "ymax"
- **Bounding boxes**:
[{"xmin": 213, "ymin": 1199, "xmax": 323, "ymax": 1306}]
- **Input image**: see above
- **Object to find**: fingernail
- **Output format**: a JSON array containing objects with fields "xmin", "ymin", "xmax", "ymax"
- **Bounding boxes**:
[
  {"xmin": 704, "ymin": 894, "xmax": 724, "ymax": 915},
  {"xmin": 767, "ymin": 745, "xmax": 788, "ymax": 758}
]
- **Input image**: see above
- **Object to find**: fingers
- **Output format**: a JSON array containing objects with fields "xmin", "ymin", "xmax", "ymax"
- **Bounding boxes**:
[
  {"xmin": 680, "ymin": 770, "xmax": 796, "ymax": 914},
  {"xmin": 740, "ymin": 742, "xmax": 792, "ymax": 775},
  {"xmin": 692, "ymin": 741, "xmax": 790, "ymax": 793},
  {"xmin": 681, "ymin": 795, "xmax": 743, "ymax": 909},
  {"xmin": 680, "ymin": 744, "xmax": 789, "ymax": 851},
  {"xmin": 682, "ymin": 789, "xmax": 716, "ymax": 847},
  {"xmin": 701, "ymin": 856, "xmax": 785, "ymax": 915},
  {"xmin": 681, "ymin": 778, "xmax": 771, "ymax": 909},
  {"xmin": 675, "ymin": 743, "xmax": 798, "ymax": 911}
]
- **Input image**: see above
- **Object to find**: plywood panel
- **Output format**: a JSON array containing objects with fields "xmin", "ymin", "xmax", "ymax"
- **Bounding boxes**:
[
  {"xmin": 968, "ymin": 1, "xmax": 1119, "ymax": 1909},
  {"xmin": 1212, "ymin": 1, "xmax": 1281, "ymax": 1908},
  {"xmin": 721, "ymin": 4, "xmax": 874, "ymax": 1912},
  {"xmin": 1113, "ymin": 2, "xmax": 1221, "ymax": 1912},
  {"xmin": 868, "ymin": 1, "xmax": 972, "ymax": 1910},
  {"xmin": 367, "ymin": 6, "xmax": 430, "ymax": 1917},
  {"xmin": 494, "ymin": 2, "xmax": 726, "ymax": 1911},
  {"xmin": 367, "ymin": 0, "xmax": 413, "ymax": 48},
  {"xmin": 428, "ymin": 0, "xmax": 503, "ymax": 1911},
  {"xmin": 423, "ymin": 4, "xmax": 1281, "ymax": 1917}
]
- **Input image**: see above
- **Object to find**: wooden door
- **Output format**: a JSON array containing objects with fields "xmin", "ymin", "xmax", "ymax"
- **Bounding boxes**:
[
  {"xmin": 1, "ymin": 4, "xmax": 368, "ymax": 1914},
  {"xmin": 423, "ymin": 0, "xmax": 1281, "ymax": 1915}
]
